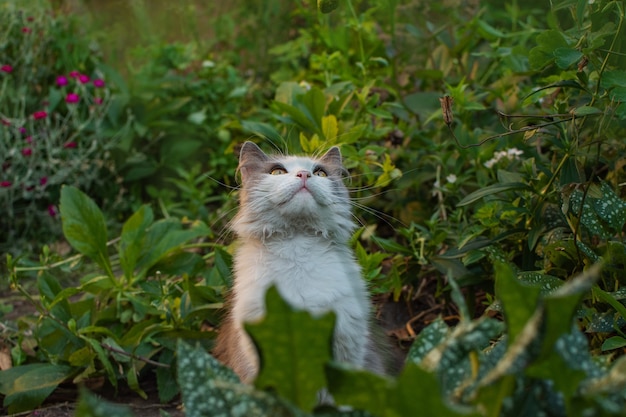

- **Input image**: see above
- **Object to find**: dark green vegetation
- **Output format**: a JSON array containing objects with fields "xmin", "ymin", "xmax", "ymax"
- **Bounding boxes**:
[{"xmin": 1, "ymin": 0, "xmax": 626, "ymax": 415}]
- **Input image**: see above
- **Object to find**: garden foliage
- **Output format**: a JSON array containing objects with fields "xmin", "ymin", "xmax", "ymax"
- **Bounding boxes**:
[{"xmin": 2, "ymin": 0, "xmax": 626, "ymax": 415}]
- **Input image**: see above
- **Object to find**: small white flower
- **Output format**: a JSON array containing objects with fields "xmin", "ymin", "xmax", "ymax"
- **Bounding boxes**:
[
  {"xmin": 299, "ymin": 81, "xmax": 312, "ymax": 91},
  {"xmin": 446, "ymin": 174, "xmax": 457, "ymax": 184},
  {"xmin": 431, "ymin": 179, "xmax": 441, "ymax": 196}
]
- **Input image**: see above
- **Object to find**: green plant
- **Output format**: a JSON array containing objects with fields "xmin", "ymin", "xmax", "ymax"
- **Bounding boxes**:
[
  {"xmin": 0, "ymin": 1, "xmax": 130, "ymax": 252},
  {"xmin": 1, "ymin": 186, "xmax": 225, "ymax": 413},
  {"xmin": 73, "ymin": 262, "xmax": 626, "ymax": 417}
]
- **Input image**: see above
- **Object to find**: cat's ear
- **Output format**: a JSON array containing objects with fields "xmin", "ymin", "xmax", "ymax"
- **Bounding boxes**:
[
  {"xmin": 319, "ymin": 146, "xmax": 347, "ymax": 177},
  {"xmin": 239, "ymin": 141, "xmax": 269, "ymax": 163},
  {"xmin": 238, "ymin": 142, "xmax": 270, "ymax": 183}
]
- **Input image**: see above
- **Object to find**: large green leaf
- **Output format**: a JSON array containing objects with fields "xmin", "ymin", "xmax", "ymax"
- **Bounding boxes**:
[
  {"xmin": 327, "ymin": 362, "xmax": 481, "ymax": 417},
  {"xmin": 60, "ymin": 186, "xmax": 112, "ymax": 275},
  {"xmin": 0, "ymin": 363, "xmax": 75, "ymax": 414},
  {"xmin": 405, "ymin": 316, "xmax": 449, "ymax": 365},
  {"xmin": 176, "ymin": 340, "xmax": 303, "ymax": 417},
  {"xmin": 494, "ymin": 262, "xmax": 541, "ymax": 345},
  {"xmin": 246, "ymin": 286, "xmax": 335, "ymax": 412},
  {"xmin": 135, "ymin": 218, "xmax": 210, "ymax": 276},
  {"xmin": 119, "ymin": 205, "xmax": 153, "ymax": 279}
]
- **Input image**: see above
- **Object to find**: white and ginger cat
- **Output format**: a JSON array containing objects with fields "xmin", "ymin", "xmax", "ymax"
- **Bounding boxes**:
[{"xmin": 213, "ymin": 141, "xmax": 386, "ymax": 383}]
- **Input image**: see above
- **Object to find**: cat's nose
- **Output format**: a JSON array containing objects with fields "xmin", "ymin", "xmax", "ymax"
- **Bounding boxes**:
[{"xmin": 296, "ymin": 170, "xmax": 311, "ymax": 178}]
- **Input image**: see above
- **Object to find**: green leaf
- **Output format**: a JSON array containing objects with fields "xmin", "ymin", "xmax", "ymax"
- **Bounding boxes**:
[
  {"xmin": 120, "ymin": 205, "xmax": 153, "ymax": 279},
  {"xmin": 539, "ymin": 265, "xmax": 598, "ymax": 358},
  {"xmin": 327, "ymin": 362, "xmax": 481, "ymax": 417},
  {"xmin": 406, "ymin": 317, "xmax": 449, "ymax": 365},
  {"xmin": 494, "ymin": 262, "xmax": 541, "ymax": 345},
  {"xmin": 156, "ymin": 350, "xmax": 179, "ymax": 403},
  {"xmin": 75, "ymin": 388, "xmax": 135, "ymax": 417},
  {"xmin": 457, "ymin": 183, "xmax": 530, "ymax": 207},
  {"xmin": 0, "ymin": 363, "xmax": 75, "ymax": 414},
  {"xmin": 572, "ymin": 106, "xmax": 602, "ymax": 116},
  {"xmin": 600, "ymin": 70, "xmax": 626, "ymax": 89},
  {"xmin": 601, "ymin": 336, "xmax": 626, "ymax": 351},
  {"xmin": 554, "ymin": 47, "xmax": 583, "ymax": 69},
  {"xmin": 245, "ymin": 286, "xmax": 335, "ymax": 412},
  {"xmin": 60, "ymin": 186, "xmax": 112, "ymax": 275},
  {"xmin": 136, "ymin": 218, "xmax": 210, "ymax": 275},
  {"xmin": 321, "ymin": 114, "xmax": 338, "ymax": 142},
  {"xmin": 176, "ymin": 341, "xmax": 303, "ymax": 417},
  {"xmin": 528, "ymin": 30, "xmax": 569, "ymax": 69}
]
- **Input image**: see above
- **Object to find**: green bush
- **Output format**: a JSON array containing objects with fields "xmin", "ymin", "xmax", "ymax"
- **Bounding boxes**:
[
  {"xmin": 2, "ymin": 0, "xmax": 626, "ymax": 415},
  {"xmin": 0, "ymin": 1, "xmax": 129, "ymax": 252}
]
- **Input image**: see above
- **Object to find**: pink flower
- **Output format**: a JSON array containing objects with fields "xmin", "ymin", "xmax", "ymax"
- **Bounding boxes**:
[
  {"xmin": 0, "ymin": 181, "xmax": 12, "ymax": 188},
  {"xmin": 47, "ymin": 204, "xmax": 57, "ymax": 217},
  {"xmin": 65, "ymin": 93, "xmax": 80, "ymax": 103},
  {"xmin": 1, "ymin": 65, "xmax": 12, "ymax": 73},
  {"xmin": 78, "ymin": 74, "xmax": 90, "ymax": 84},
  {"xmin": 33, "ymin": 111, "xmax": 47, "ymax": 120},
  {"xmin": 69, "ymin": 71, "xmax": 80, "ymax": 78},
  {"xmin": 25, "ymin": 136, "xmax": 33, "ymax": 144},
  {"xmin": 22, "ymin": 27, "xmax": 32, "ymax": 33},
  {"xmin": 94, "ymin": 97, "xmax": 103, "ymax": 105},
  {"xmin": 19, "ymin": 127, "xmax": 27, "ymax": 135},
  {"xmin": 56, "ymin": 75, "xmax": 68, "ymax": 86},
  {"xmin": 63, "ymin": 142, "xmax": 77, "ymax": 149},
  {"xmin": 40, "ymin": 177, "xmax": 48, "ymax": 186},
  {"xmin": 93, "ymin": 79, "xmax": 105, "ymax": 88},
  {"xmin": 1, "ymin": 119, "xmax": 10, "ymax": 126},
  {"xmin": 21, "ymin": 148, "xmax": 32, "ymax": 157}
]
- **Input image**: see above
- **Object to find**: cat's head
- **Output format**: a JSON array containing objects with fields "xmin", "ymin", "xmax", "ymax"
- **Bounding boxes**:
[{"xmin": 232, "ymin": 141, "xmax": 354, "ymax": 241}]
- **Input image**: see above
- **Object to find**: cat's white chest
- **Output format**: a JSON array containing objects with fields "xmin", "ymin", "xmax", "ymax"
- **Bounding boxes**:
[{"xmin": 232, "ymin": 235, "xmax": 368, "ymax": 322}]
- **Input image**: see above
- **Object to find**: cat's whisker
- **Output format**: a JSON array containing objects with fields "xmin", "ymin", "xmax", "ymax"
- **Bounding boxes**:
[
  {"xmin": 349, "ymin": 201, "xmax": 406, "ymax": 229},
  {"xmin": 200, "ymin": 172, "xmax": 241, "ymax": 191}
]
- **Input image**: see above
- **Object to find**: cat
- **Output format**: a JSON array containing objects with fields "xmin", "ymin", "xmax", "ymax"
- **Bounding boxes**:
[{"xmin": 213, "ymin": 141, "xmax": 386, "ymax": 383}]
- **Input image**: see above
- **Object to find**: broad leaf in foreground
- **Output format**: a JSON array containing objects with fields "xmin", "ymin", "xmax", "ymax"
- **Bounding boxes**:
[
  {"xmin": 177, "ymin": 340, "xmax": 303, "ymax": 417},
  {"xmin": 246, "ymin": 286, "xmax": 335, "ymax": 412},
  {"xmin": 327, "ymin": 362, "xmax": 481, "ymax": 417},
  {"xmin": 0, "ymin": 363, "xmax": 75, "ymax": 414}
]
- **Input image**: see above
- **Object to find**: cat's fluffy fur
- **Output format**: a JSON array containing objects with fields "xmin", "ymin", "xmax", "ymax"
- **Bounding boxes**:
[{"xmin": 213, "ymin": 142, "xmax": 385, "ymax": 383}]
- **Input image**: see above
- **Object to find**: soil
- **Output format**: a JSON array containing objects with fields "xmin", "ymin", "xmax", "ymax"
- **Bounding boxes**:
[{"xmin": 1, "ymin": 271, "xmax": 469, "ymax": 417}]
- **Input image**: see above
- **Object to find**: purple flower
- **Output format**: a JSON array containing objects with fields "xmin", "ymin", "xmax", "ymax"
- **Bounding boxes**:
[
  {"xmin": 56, "ymin": 75, "xmax": 68, "ymax": 86},
  {"xmin": 21, "ymin": 27, "xmax": 32, "ymax": 34},
  {"xmin": 33, "ymin": 111, "xmax": 47, "ymax": 120},
  {"xmin": 78, "ymin": 74, "xmax": 90, "ymax": 84},
  {"xmin": 19, "ymin": 127, "xmax": 27, "ymax": 135},
  {"xmin": 25, "ymin": 136, "xmax": 33, "ymax": 144},
  {"xmin": 47, "ymin": 204, "xmax": 57, "ymax": 217},
  {"xmin": 0, "ymin": 181, "xmax": 12, "ymax": 188},
  {"xmin": 21, "ymin": 148, "xmax": 32, "ymax": 157},
  {"xmin": 64, "ymin": 141, "xmax": 77, "ymax": 149},
  {"xmin": 40, "ymin": 177, "xmax": 48, "ymax": 186},
  {"xmin": 94, "ymin": 97, "xmax": 103, "ymax": 105},
  {"xmin": 93, "ymin": 79, "xmax": 105, "ymax": 88},
  {"xmin": 65, "ymin": 93, "xmax": 80, "ymax": 103},
  {"xmin": 69, "ymin": 70, "xmax": 80, "ymax": 78},
  {"xmin": 1, "ymin": 65, "xmax": 12, "ymax": 73}
]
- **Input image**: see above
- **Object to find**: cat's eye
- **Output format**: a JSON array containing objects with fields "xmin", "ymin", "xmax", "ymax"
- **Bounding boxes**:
[
  {"xmin": 314, "ymin": 168, "xmax": 327, "ymax": 177},
  {"xmin": 270, "ymin": 167, "xmax": 287, "ymax": 175}
]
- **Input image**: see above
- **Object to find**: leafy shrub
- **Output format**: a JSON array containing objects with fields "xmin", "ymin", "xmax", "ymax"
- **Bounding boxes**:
[
  {"xmin": 113, "ymin": 43, "xmax": 252, "ymax": 223},
  {"xmin": 72, "ymin": 263, "xmax": 626, "ymax": 417},
  {"xmin": 2, "ymin": 186, "xmax": 225, "ymax": 413},
  {"xmin": 0, "ymin": 1, "xmax": 129, "ymax": 252}
]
